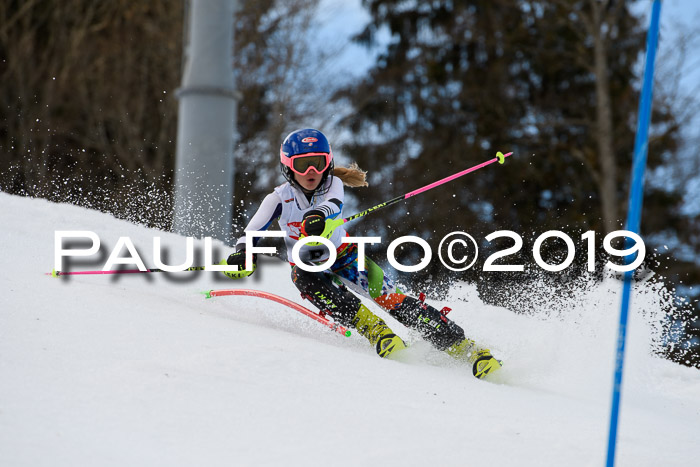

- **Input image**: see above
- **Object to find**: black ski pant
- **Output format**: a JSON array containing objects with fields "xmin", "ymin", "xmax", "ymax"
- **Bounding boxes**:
[{"xmin": 291, "ymin": 265, "xmax": 467, "ymax": 351}]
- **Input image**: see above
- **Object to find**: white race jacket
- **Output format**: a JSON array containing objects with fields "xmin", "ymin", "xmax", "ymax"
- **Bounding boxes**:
[{"xmin": 235, "ymin": 176, "xmax": 347, "ymax": 263}]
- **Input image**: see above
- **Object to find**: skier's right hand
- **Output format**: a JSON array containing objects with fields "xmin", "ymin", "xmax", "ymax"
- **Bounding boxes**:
[
  {"xmin": 223, "ymin": 247, "xmax": 256, "ymax": 279},
  {"xmin": 227, "ymin": 249, "xmax": 257, "ymax": 269}
]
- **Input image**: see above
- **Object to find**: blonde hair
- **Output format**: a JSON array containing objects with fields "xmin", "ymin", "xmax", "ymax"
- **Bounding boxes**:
[{"xmin": 333, "ymin": 162, "xmax": 369, "ymax": 187}]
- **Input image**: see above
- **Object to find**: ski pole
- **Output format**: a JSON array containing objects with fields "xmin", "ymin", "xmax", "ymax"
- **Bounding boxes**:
[
  {"xmin": 48, "ymin": 264, "xmax": 254, "ymax": 279},
  {"xmin": 47, "ymin": 266, "xmax": 207, "ymax": 277},
  {"xmin": 321, "ymin": 150, "xmax": 512, "ymax": 232},
  {"xmin": 48, "ymin": 252, "xmax": 284, "ymax": 277},
  {"xmin": 51, "ymin": 151, "xmax": 511, "ymax": 275}
]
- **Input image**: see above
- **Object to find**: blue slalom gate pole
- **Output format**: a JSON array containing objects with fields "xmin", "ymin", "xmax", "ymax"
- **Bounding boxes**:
[{"xmin": 606, "ymin": 1, "xmax": 662, "ymax": 466}]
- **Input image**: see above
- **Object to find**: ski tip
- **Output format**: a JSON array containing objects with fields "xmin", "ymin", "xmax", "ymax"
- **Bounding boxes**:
[
  {"xmin": 50, "ymin": 269, "xmax": 59, "ymax": 278},
  {"xmin": 201, "ymin": 290, "xmax": 213, "ymax": 299},
  {"xmin": 345, "ymin": 330, "xmax": 352, "ymax": 337}
]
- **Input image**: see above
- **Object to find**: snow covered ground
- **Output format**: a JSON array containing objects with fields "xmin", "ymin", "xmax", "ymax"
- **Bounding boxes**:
[{"xmin": 1, "ymin": 192, "xmax": 699, "ymax": 466}]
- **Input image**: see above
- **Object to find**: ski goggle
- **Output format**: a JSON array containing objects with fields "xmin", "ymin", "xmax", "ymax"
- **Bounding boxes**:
[{"xmin": 284, "ymin": 152, "xmax": 332, "ymax": 176}]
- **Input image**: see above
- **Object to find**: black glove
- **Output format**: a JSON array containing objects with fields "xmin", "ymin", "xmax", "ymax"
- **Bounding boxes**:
[
  {"xmin": 301, "ymin": 209, "xmax": 325, "ymax": 237},
  {"xmin": 227, "ymin": 246, "xmax": 256, "ymax": 269}
]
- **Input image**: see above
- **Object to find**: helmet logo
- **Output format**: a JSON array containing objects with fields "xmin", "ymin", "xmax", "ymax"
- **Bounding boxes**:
[{"xmin": 301, "ymin": 137, "xmax": 318, "ymax": 143}]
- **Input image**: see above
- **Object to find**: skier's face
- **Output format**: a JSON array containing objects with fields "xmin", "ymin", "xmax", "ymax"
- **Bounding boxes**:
[{"xmin": 294, "ymin": 170, "xmax": 322, "ymax": 192}]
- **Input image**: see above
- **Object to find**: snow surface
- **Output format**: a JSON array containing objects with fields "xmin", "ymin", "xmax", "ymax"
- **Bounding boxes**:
[{"xmin": 1, "ymin": 192, "xmax": 699, "ymax": 466}]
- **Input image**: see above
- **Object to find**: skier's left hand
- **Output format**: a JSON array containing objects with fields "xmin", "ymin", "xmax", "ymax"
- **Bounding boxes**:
[{"xmin": 301, "ymin": 210, "xmax": 325, "ymax": 237}]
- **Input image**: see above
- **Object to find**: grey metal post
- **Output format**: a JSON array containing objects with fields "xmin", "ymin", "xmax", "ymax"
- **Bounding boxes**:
[{"xmin": 173, "ymin": 0, "xmax": 238, "ymax": 244}]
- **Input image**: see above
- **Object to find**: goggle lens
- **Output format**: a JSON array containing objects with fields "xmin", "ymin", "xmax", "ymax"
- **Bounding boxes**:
[{"xmin": 292, "ymin": 155, "xmax": 329, "ymax": 174}]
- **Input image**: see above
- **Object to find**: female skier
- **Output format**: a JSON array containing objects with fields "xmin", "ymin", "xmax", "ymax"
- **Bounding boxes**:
[{"xmin": 226, "ymin": 128, "xmax": 501, "ymax": 379}]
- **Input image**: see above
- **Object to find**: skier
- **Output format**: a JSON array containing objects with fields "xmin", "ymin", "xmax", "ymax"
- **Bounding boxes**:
[{"xmin": 225, "ymin": 128, "xmax": 501, "ymax": 379}]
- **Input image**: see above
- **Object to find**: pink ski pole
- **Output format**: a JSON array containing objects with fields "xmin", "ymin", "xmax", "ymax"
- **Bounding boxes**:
[
  {"xmin": 326, "ymin": 151, "xmax": 512, "ymax": 229},
  {"xmin": 47, "ymin": 265, "xmax": 207, "ymax": 277}
]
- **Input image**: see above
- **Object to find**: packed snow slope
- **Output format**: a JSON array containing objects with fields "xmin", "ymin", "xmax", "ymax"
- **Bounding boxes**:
[{"xmin": 1, "ymin": 192, "xmax": 699, "ymax": 467}]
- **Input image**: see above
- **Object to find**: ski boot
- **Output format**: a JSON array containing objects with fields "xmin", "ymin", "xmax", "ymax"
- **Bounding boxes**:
[
  {"xmin": 471, "ymin": 349, "xmax": 503, "ymax": 379},
  {"xmin": 352, "ymin": 303, "xmax": 407, "ymax": 359},
  {"xmin": 446, "ymin": 338, "xmax": 503, "ymax": 379}
]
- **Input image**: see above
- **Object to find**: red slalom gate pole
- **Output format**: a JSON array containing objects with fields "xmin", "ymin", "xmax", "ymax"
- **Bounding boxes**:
[{"xmin": 203, "ymin": 288, "xmax": 351, "ymax": 337}]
